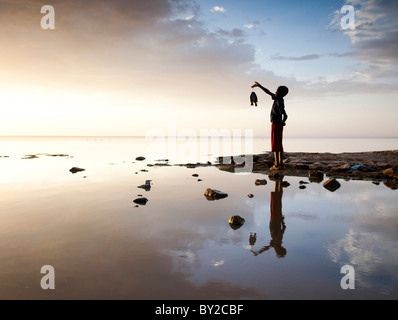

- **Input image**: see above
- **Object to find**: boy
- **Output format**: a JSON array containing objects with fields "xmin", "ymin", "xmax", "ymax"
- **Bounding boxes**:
[{"xmin": 251, "ymin": 81, "xmax": 288, "ymax": 170}]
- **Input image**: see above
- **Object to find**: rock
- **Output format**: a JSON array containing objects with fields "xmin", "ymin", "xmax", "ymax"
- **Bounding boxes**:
[
  {"xmin": 192, "ymin": 174, "xmax": 199, "ymax": 177},
  {"xmin": 384, "ymin": 180, "xmax": 398, "ymax": 190},
  {"xmin": 308, "ymin": 170, "xmax": 324, "ymax": 183},
  {"xmin": 323, "ymin": 178, "xmax": 341, "ymax": 192},
  {"xmin": 138, "ymin": 180, "xmax": 151, "ymax": 191},
  {"xmin": 295, "ymin": 163, "xmax": 310, "ymax": 170},
  {"xmin": 330, "ymin": 163, "xmax": 351, "ymax": 173},
  {"xmin": 69, "ymin": 167, "xmax": 85, "ymax": 174},
  {"xmin": 299, "ymin": 180, "xmax": 309, "ymax": 185},
  {"xmin": 383, "ymin": 168, "xmax": 398, "ymax": 179},
  {"xmin": 299, "ymin": 185, "xmax": 306, "ymax": 189},
  {"xmin": 281, "ymin": 181, "xmax": 290, "ymax": 188},
  {"xmin": 255, "ymin": 179, "xmax": 267, "ymax": 185},
  {"xmin": 248, "ymin": 194, "xmax": 254, "ymax": 198},
  {"xmin": 133, "ymin": 197, "xmax": 148, "ymax": 205},
  {"xmin": 22, "ymin": 154, "xmax": 39, "ymax": 159},
  {"xmin": 228, "ymin": 215, "xmax": 245, "ymax": 230},
  {"xmin": 204, "ymin": 188, "xmax": 228, "ymax": 200},
  {"xmin": 135, "ymin": 156, "xmax": 146, "ymax": 161}
]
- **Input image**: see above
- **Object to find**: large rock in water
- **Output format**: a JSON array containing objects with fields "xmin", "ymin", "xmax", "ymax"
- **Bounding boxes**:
[
  {"xmin": 204, "ymin": 188, "xmax": 228, "ymax": 200},
  {"xmin": 323, "ymin": 178, "xmax": 341, "ymax": 192},
  {"xmin": 229, "ymin": 215, "xmax": 245, "ymax": 230}
]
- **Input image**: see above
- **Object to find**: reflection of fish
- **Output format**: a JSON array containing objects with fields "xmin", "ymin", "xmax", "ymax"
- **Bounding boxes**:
[{"xmin": 250, "ymin": 92, "xmax": 258, "ymax": 106}]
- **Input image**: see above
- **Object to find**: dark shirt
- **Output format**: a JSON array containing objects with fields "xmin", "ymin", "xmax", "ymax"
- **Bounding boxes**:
[{"xmin": 270, "ymin": 94, "xmax": 286, "ymax": 124}]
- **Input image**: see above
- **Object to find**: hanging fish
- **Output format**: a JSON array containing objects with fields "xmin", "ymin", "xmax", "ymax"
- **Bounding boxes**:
[{"xmin": 250, "ymin": 91, "xmax": 258, "ymax": 106}]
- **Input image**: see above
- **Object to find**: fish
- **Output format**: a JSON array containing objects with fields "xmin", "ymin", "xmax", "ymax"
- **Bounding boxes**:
[{"xmin": 250, "ymin": 92, "xmax": 258, "ymax": 106}]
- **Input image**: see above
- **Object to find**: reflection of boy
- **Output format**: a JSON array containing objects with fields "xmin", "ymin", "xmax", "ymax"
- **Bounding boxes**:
[
  {"xmin": 251, "ymin": 82, "xmax": 288, "ymax": 170},
  {"xmin": 250, "ymin": 180, "xmax": 287, "ymax": 258},
  {"xmin": 270, "ymin": 180, "xmax": 287, "ymax": 258}
]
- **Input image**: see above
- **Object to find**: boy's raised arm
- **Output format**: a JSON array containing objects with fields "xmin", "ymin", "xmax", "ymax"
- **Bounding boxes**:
[{"xmin": 251, "ymin": 81, "xmax": 274, "ymax": 97}]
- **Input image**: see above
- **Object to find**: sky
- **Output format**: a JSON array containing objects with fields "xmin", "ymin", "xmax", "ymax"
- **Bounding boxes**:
[{"xmin": 0, "ymin": 0, "xmax": 397, "ymax": 137}]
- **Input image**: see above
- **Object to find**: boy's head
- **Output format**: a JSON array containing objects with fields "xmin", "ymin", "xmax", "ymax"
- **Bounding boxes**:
[{"xmin": 276, "ymin": 86, "xmax": 289, "ymax": 98}]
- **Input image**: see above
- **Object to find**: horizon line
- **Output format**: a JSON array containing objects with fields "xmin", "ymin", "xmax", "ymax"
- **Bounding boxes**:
[{"xmin": 1, "ymin": 135, "xmax": 397, "ymax": 139}]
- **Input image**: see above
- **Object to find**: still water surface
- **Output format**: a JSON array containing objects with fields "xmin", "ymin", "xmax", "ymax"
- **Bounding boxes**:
[{"xmin": 0, "ymin": 137, "xmax": 397, "ymax": 299}]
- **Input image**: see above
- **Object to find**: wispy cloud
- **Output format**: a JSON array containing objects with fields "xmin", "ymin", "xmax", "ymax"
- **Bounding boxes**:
[
  {"xmin": 271, "ymin": 54, "xmax": 321, "ymax": 61},
  {"xmin": 244, "ymin": 22, "xmax": 258, "ymax": 29}
]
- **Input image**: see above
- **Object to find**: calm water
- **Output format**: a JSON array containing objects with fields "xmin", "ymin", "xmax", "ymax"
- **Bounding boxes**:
[{"xmin": 0, "ymin": 136, "xmax": 397, "ymax": 299}]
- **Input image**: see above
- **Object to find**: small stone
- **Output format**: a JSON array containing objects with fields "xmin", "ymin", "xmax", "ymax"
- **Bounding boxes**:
[
  {"xmin": 255, "ymin": 179, "xmax": 267, "ymax": 185},
  {"xmin": 192, "ymin": 174, "xmax": 199, "ymax": 177},
  {"xmin": 248, "ymin": 194, "xmax": 254, "ymax": 198},
  {"xmin": 299, "ymin": 185, "xmax": 306, "ymax": 189},
  {"xmin": 229, "ymin": 215, "xmax": 245, "ymax": 230},
  {"xmin": 135, "ymin": 156, "xmax": 146, "ymax": 161},
  {"xmin": 138, "ymin": 180, "xmax": 151, "ymax": 191},
  {"xmin": 281, "ymin": 181, "xmax": 290, "ymax": 188},
  {"xmin": 204, "ymin": 188, "xmax": 228, "ymax": 200},
  {"xmin": 323, "ymin": 178, "xmax": 341, "ymax": 192},
  {"xmin": 308, "ymin": 170, "xmax": 324, "ymax": 183},
  {"xmin": 133, "ymin": 197, "xmax": 148, "ymax": 205},
  {"xmin": 69, "ymin": 167, "xmax": 85, "ymax": 174}
]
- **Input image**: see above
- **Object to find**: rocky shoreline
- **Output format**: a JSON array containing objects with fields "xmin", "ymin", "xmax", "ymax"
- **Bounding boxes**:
[{"xmin": 215, "ymin": 150, "xmax": 398, "ymax": 190}]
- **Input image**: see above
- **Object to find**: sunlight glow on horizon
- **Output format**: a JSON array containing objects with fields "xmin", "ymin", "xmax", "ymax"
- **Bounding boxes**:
[{"xmin": 0, "ymin": 0, "xmax": 397, "ymax": 138}]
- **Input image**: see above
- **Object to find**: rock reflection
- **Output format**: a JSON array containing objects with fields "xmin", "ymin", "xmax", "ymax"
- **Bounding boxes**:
[{"xmin": 251, "ymin": 177, "xmax": 287, "ymax": 258}]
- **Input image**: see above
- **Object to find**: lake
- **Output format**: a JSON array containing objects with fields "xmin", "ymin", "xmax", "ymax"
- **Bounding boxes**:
[{"xmin": 0, "ymin": 136, "xmax": 397, "ymax": 299}]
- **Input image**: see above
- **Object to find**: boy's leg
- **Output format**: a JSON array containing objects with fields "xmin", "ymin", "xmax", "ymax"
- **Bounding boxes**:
[
  {"xmin": 274, "ymin": 152, "xmax": 279, "ymax": 167},
  {"xmin": 279, "ymin": 152, "xmax": 284, "ymax": 168}
]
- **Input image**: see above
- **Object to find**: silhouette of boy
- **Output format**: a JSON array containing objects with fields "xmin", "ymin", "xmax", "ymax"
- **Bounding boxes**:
[{"xmin": 251, "ymin": 82, "xmax": 288, "ymax": 169}]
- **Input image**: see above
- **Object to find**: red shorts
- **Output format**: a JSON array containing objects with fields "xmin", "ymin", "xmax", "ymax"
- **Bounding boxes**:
[{"xmin": 271, "ymin": 123, "xmax": 284, "ymax": 152}]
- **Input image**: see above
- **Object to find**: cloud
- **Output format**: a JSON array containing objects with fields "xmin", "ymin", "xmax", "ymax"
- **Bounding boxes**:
[
  {"xmin": 329, "ymin": 0, "xmax": 398, "ymax": 79},
  {"xmin": 271, "ymin": 54, "xmax": 322, "ymax": 61},
  {"xmin": 244, "ymin": 22, "xmax": 258, "ymax": 29},
  {"xmin": 210, "ymin": 6, "xmax": 226, "ymax": 13}
]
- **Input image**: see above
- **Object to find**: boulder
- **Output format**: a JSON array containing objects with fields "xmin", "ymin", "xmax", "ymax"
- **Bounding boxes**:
[
  {"xmin": 323, "ymin": 178, "xmax": 341, "ymax": 192},
  {"xmin": 204, "ymin": 188, "xmax": 228, "ymax": 200},
  {"xmin": 229, "ymin": 215, "xmax": 245, "ymax": 230}
]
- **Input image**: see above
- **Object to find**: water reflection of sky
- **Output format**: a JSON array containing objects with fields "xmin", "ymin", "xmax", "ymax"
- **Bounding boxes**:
[{"xmin": 0, "ymin": 137, "xmax": 397, "ymax": 299}]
